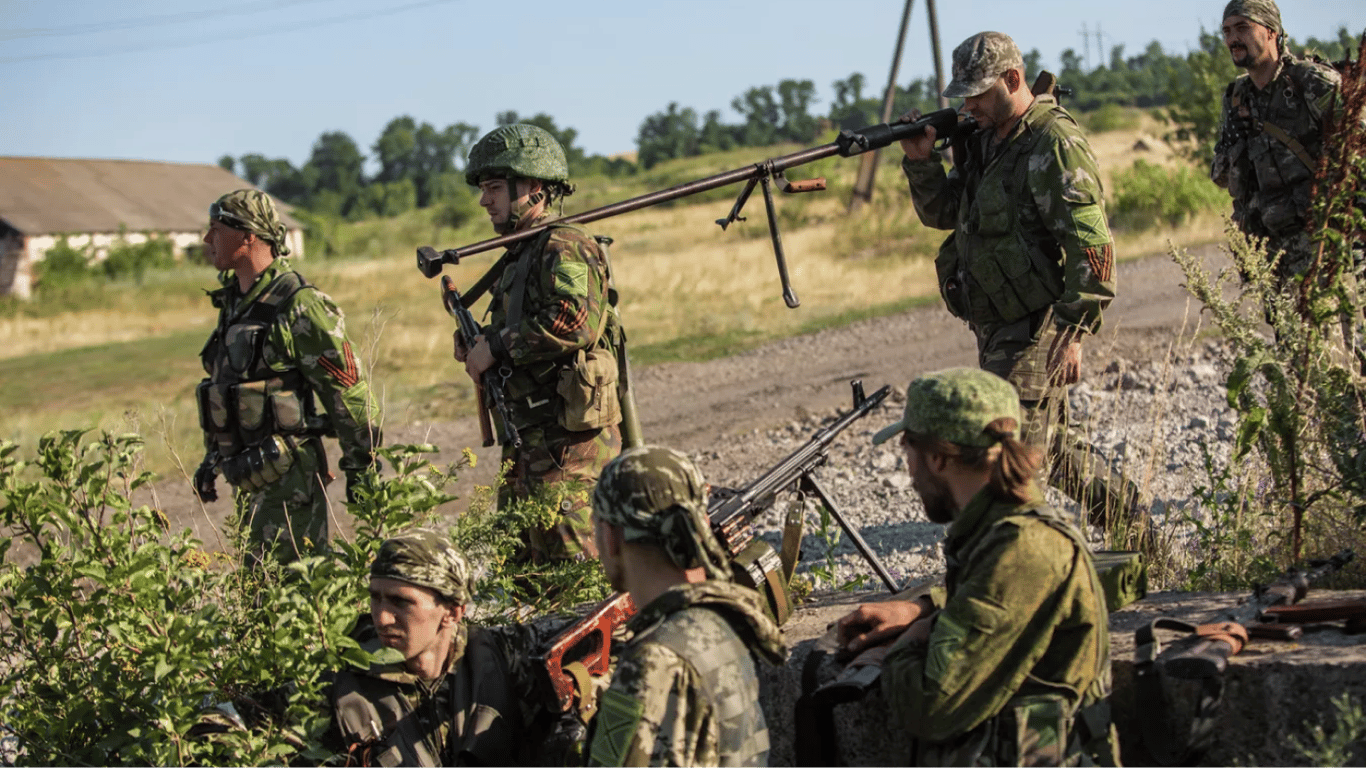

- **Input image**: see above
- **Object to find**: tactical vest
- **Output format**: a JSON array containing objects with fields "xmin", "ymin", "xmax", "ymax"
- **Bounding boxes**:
[
  {"xmin": 197, "ymin": 271, "xmax": 327, "ymax": 458},
  {"xmin": 1221, "ymin": 58, "xmax": 1334, "ymax": 236},
  {"xmin": 332, "ymin": 626, "xmax": 518, "ymax": 767},
  {"xmin": 945, "ymin": 500, "xmax": 1118, "ymax": 766},
  {"xmin": 954, "ymin": 99, "xmax": 1070, "ymax": 327},
  {"xmin": 491, "ymin": 224, "xmax": 623, "ymax": 432},
  {"xmin": 635, "ymin": 604, "xmax": 771, "ymax": 766}
]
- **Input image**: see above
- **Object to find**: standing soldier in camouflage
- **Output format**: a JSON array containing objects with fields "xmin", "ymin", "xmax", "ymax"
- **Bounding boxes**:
[
  {"xmin": 194, "ymin": 189, "xmax": 381, "ymax": 562},
  {"xmin": 900, "ymin": 31, "xmax": 1147, "ymax": 532},
  {"xmin": 1211, "ymin": 0, "xmax": 1343, "ymax": 282},
  {"xmin": 455, "ymin": 124, "xmax": 624, "ymax": 563},
  {"xmin": 836, "ymin": 368, "xmax": 1119, "ymax": 766},
  {"xmin": 586, "ymin": 446, "xmax": 786, "ymax": 767}
]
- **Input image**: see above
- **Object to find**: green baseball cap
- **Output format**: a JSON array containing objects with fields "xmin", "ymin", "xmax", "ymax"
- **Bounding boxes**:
[
  {"xmin": 370, "ymin": 528, "xmax": 472, "ymax": 605},
  {"xmin": 943, "ymin": 31, "xmax": 1025, "ymax": 99},
  {"xmin": 872, "ymin": 368, "xmax": 1021, "ymax": 449}
]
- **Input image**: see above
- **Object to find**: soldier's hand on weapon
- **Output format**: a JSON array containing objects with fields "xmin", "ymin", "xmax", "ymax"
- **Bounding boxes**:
[
  {"xmin": 464, "ymin": 335, "xmax": 495, "ymax": 380},
  {"xmin": 1047, "ymin": 325, "xmax": 1083, "ymax": 386},
  {"xmin": 897, "ymin": 110, "xmax": 936, "ymax": 161},
  {"xmin": 836, "ymin": 598, "xmax": 929, "ymax": 654},
  {"xmin": 453, "ymin": 330, "xmax": 470, "ymax": 362}
]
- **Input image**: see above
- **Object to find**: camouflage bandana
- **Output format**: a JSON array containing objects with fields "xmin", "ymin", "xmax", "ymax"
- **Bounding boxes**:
[
  {"xmin": 370, "ymin": 528, "xmax": 472, "ymax": 604},
  {"xmin": 944, "ymin": 31, "xmax": 1025, "ymax": 99},
  {"xmin": 1223, "ymin": 0, "xmax": 1283, "ymax": 41},
  {"xmin": 873, "ymin": 367, "xmax": 1022, "ymax": 449},
  {"xmin": 210, "ymin": 189, "xmax": 291, "ymax": 256},
  {"xmin": 592, "ymin": 446, "xmax": 731, "ymax": 581}
]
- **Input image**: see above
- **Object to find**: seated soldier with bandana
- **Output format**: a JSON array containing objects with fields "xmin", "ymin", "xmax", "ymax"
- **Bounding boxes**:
[{"xmin": 586, "ymin": 446, "xmax": 787, "ymax": 767}]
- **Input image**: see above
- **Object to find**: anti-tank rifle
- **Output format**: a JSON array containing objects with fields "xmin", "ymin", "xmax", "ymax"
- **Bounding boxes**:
[{"xmin": 416, "ymin": 109, "xmax": 977, "ymax": 308}]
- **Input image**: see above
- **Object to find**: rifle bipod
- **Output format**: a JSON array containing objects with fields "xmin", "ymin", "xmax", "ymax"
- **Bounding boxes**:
[{"xmin": 714, "ymin": 161, "xmax": 827, "ymax": 308}]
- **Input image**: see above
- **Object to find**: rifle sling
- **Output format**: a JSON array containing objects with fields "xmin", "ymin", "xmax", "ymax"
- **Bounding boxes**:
[{"xmin": 564, "ymin": 660, "xmax": 598, "ymax": 720}]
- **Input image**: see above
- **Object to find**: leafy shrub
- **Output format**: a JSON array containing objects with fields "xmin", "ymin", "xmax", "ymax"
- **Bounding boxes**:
[
  {"xmin": 1079, "ymin": 103, "xmax": 1141, "ymax": 133},
  {"xmin": 0, "ymin": 432, "xmax": 604, "ymax": 765},
  {"xmin": 34, "ymin": 237, "xmax": 94, "ymax": 290},
  {"xmin": 1110, "ymin": 159, "xmax": 1228, "ymax": 231},
  {"xmin": 102, "ymin": 237, "xmax": 176, "ymax": 283}
]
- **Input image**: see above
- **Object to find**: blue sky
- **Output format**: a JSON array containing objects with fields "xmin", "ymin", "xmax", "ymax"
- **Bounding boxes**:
[{"xmin": 2, "ymin": 0, "xmax": 1360, "ymax": 169}]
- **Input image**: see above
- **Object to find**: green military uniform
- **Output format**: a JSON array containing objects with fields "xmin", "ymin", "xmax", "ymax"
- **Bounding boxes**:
[
  {"xmin": 587, "ymin": 445, "xmax": 786, "ymax": 767},
  {"xmin": 466, "ymin": 125, "xmax": 624, "ymax": 562},
  {"xmin": 903, "ymin": 32, "xmax": 1142, "ymax": 528},
  {"xmin": 871, "ymin": 368, "xmax": 1119, "ymax": 766},
  {"xmin": 197, "ymin": 191, "xmax": 380, "ymax": 560}
]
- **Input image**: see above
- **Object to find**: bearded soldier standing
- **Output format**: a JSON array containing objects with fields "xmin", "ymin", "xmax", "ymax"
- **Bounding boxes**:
[
  {"xmin": 901, "ymin": 31, "xmax": 1147, "ymax": 532},
  {"xmin": 587, "ymin": 446, "xmax": 786, "ymax": 767},
  {"xmin": 194, "ymin": 189, "xmax": 381, "ymax": 562},
  {"xmin": 455, "ymin": 125, "xmax": 625, "ymax": 563},
  {"xmin": 1211, "ymin": 0, "xmax": 1344, "ymax": 281}
]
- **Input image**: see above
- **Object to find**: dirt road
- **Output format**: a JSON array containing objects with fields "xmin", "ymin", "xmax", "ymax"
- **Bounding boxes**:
[{"xmin": 151, "ymin": 245, "xmax": 1211, "ymax": 545}]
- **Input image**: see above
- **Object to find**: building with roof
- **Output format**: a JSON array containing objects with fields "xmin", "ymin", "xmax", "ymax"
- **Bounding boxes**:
[{"xmin": 0, "ymin": 157, "xmax": 305, "ymax": 299}]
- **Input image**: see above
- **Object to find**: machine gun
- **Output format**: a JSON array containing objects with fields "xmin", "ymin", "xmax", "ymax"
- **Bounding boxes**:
[
  {"xmin": 441, "ymin": 275, "xmax": 520, "ymax": 449},
  {"xmin": 535, "ymin": 380, "xmax": 899, "ymax": 718}
]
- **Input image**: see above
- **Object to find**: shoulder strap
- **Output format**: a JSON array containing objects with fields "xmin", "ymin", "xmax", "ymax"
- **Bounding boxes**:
[
  {"xmin": 504, "ymin": 226, "xmax": 562, "ymax": 330},
  {"xmin": 242, "ymin": 271, "xmax": 311, "ymax": 325}
]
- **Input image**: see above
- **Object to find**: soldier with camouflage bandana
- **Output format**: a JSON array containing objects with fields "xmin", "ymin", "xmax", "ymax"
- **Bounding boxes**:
[
  {"xmin": 836, "ymin": 368, "xmax": 1119, "ymax": 766},
  {"xmin": 900, "ymin": 31, "xmax": 1147, "ymax": 532},
  {"xmin": 586, "ymin": 446, "xmax": 786, "ymax": 767},
  {"xmin": 195, "ymin": 189, "xmax": 381, "ymax": 563},
  {"xmin": 1211, "ymin": 0, "xmax": 1344, "ymax": 281},
  {"xmin": 455, "ymin": 124, "xmax": 625, "ymax": 563}
]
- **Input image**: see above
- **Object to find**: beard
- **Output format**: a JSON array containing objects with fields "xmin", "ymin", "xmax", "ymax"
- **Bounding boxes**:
[{"xmin": 912, "ymin": 455, "xmax": 958, "ymax": 524}]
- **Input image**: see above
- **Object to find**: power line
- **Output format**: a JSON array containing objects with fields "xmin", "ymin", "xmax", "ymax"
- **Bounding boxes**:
[
  {"xmin": 0, "ymin": 0, "xmax": 459, "ymax": 64},
  {"xmin": 0, "ymin": 0, "xmax": 331, "ymax": 42}
]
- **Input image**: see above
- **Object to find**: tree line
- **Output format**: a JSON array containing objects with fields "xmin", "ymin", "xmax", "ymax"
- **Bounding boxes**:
[{"xmin": 219, "ymin": 27, "xmax": 1357, "ymax": 220}]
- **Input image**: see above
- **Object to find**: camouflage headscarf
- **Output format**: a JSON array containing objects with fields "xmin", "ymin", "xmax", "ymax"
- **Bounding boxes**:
[
  {"xmin": 210, "ymin": 189, "xmax": 291, "ymax": 256},
  {"xmin": 873, "ymin": 367, "xmax": 1022, "ymax": 449},
  {"xmin": 370, "ymin": 528, "xmax": 472, "ymax": 605},
  {"xmin": 592, "ymin": 445, "xmax": 731, "ymax": 581},
  {"xmin": 1223, "ymin": 0, "xmax": 1286, "ymax": 56},
  {"xmin": 943, "ymin": 31, "xmax": 1025, "ymax": 99}
]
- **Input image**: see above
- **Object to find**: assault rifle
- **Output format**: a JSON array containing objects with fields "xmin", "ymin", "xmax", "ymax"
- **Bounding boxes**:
[
  {"xmin": 534, "ymin": 379, "xmax": 899, "ymax": 717},
  {"xmin": 416, "ymin": 108, "xmax": 977, "ymax": 309},
  {"xmin": 441, "ymin": 275, "xmax": 520, "ymax": 449}
]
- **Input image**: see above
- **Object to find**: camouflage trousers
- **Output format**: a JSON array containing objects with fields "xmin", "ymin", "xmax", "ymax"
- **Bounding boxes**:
[
  {"xmin": 977, "ymin": 310, "xmax": 1148, "ymax": 532},
  {"xmin": 500, "ymin": 422, "xmax": 622, "ymax": 562},
  {"xmin": 910, "ymin": 695, "xmax": 1120, "ymax": 767},
  {"xmin": 235, "ymin": 437, "xmax": 332, "ymax": 566}
]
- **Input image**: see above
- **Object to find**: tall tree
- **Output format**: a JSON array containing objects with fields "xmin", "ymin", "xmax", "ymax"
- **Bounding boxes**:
[
  {"xmin": 636, "ymin": 102, "xmax": 700, "ymax": 169},
  {"xmin": 217, "ymin": 155, "xmax": 235, "ymax": 174},
  {"xmin": 303, "ymin": 131, "xmax": 366, "ymax": 215}
]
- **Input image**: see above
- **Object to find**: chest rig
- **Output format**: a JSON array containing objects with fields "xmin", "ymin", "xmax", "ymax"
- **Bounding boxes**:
[{"xmin": 197, "ymin": 271, "xmax": 327, "ymax": 459}]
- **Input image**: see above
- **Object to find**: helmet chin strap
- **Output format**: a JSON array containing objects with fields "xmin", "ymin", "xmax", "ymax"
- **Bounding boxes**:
[{"xmin": 496, "ymin": 176, "xmax": 547, "ymax": 234}]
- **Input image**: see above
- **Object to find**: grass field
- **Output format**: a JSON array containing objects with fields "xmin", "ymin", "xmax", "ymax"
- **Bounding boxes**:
[{"xmin": 0, "ymin": 112, "xmax": 1230, "ymax": 478}]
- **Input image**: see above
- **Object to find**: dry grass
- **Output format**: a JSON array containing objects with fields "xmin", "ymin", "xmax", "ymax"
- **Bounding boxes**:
[{"xmin": 0, "ymin": 110, "xmax": 1228, "ymax": 479}]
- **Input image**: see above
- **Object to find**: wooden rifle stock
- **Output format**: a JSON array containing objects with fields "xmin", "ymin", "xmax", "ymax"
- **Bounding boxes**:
[{"xmin": 534, "ymin": 592, "xmax": 637, "ymax": 714}]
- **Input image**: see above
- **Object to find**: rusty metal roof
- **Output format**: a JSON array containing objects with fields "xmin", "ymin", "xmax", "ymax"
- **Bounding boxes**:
[{"xmin": 0, "ymin": 157, "xmax": 302, "ymax": 235}]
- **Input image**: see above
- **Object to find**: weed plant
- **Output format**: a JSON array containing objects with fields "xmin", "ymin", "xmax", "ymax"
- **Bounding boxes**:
[{"xmin": 1110, "ymin": 159, "xmax": 1228, "ymax": 231}]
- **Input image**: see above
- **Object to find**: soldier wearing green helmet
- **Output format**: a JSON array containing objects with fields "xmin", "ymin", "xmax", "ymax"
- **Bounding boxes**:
[
  {"xmin": 455, "ymin": 124, "xmax": 626, "ymax": 563},
  {"xmin": 586, "ymin": 446, "xmax": 786, "ymax": 767},
  {"xmin": 195, "ymin": 188, "xmax": 382, "ymax": 564},
  {"xmin": 835, "ymin": 368, "xmax": 1118, "ymax": 766},
  {"xmin": 898, "ymin": 30, "xmax": 1149, "ymax": 536},
  {"xmin": 1212, "ymin": 0, "xmax": 1346, "ymax": 281}
]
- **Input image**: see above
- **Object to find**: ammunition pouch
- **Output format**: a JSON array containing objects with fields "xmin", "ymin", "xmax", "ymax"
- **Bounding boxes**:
[
  {"xmin": 556, "ymin": 347, "xmax": 621, "ymax": 431},
  {"xmin": 197, "ymin": 372, "xmax": 319, "ymax": 457},
  {"xmin": 219, "ymin": 435, "xmax": 297, "ymax": 493},
  {"xmin": 730, "ymin": 539, "xmax": 793, "ymax": 625}
]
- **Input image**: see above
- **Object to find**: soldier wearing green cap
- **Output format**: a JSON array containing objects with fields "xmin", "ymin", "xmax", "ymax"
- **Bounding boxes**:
[
  {"xmin": 834, "ymin": 368, "xmax": 1118, "ymax": 766},
  {"xmin": 586, "ymin": 446, "xmax": 786, "ymax": 766},
  {"xmin": 1212, "ymin": 0, "xmax": 1345, "ymax": 280},
  {"xmin": 454, "ymin": 124, "xmax": 626, "ymax": 563},
  {"xmin": 321, "ymin": 528, "xmax": 534, "ymax": 765},
  {"xmin": 195, "ymin": 188, "xmax": 381, "ymax": 563},
  {"xmin": 898, "ymin": 30, "xmax": 1147, "ymax": 534}
]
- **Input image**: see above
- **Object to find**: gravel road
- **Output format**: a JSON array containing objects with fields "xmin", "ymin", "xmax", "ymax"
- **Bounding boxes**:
[{"xmin": 150, "ymin": 245, "xmax": 1236, "ymax": 587}]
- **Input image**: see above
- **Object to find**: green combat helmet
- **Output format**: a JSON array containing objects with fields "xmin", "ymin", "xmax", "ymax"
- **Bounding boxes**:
[{"xmin": 465, "ymin": 123, "xmax": 570, "ymax": 187}]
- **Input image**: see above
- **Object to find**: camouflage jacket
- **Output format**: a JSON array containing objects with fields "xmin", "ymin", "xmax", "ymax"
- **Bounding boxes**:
[
  {"xmin": 903, "ymin": 96, "xmax": 1117, "ymax": 335},
  {"xmin": 587, "ymin": 581, "xmax": 787, "ymax": 767},
  {"xmin": 1211, "ymin": 55, "xmax": 1341, "ymax": 240},
  {"xmin": 881, "ymin": 487, "xmax": 1117, "ymax": 766},
  {"xmin": 328, "ymin": 621, "xmax": 544, "ymax": 766},
  {"xmin": 484, "ymin": 219, "xmax": 620, "ymax": 432},
  {"xmin": 202, "ymin": 257, "xmax": 380, "ymax": 477}
]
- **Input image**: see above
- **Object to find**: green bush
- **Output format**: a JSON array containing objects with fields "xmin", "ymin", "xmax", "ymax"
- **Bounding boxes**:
[
  {"xmin": 1079, "ymin": 103, "xmax": 1141, "ymax": 133},
  {"xmin": 102, "ymin": 237, "xmax": 176, "ymax": 283},
  {"xmin": 1110, "ymin": 159, "xmax": 1228, "ymax": 230},
  {"xmin": 34, "ymin": 237, "xmax": 94, "ymax": 290},
  {"xmin": 0, "ymin": 432, "xmax": 604, "ymax": 765}
]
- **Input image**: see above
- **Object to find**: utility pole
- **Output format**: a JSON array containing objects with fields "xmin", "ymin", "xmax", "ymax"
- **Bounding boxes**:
[
  {"xmin": 847, "ymin": 0, "xmax": 914, "ymax": 213},
  {"xmin": 926, "ymin": 0, "xmax": 947, "ymax": 111}
]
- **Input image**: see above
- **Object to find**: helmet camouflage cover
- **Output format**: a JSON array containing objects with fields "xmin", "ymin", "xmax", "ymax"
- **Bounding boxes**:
[
  {"xmin": 370, "ymin": 528, "xmax": 472, "ymax": 605},
  {"xmin": 465, "ymin": 123, "xmax": 570, "ymax": 187}
]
